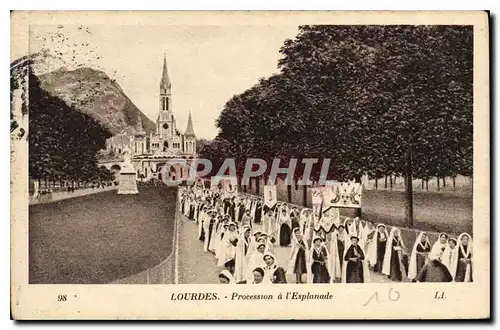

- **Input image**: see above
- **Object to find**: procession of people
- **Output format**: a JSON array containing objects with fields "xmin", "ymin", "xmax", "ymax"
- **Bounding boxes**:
[{"xmin": 179, "ymin": 185, "xmax": 473, "ymax": 284}]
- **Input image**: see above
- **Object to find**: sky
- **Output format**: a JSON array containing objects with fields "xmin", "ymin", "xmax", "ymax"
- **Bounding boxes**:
[{"xmin": 29, "ymin": 24, "xmax": 300, "ymax": 139}]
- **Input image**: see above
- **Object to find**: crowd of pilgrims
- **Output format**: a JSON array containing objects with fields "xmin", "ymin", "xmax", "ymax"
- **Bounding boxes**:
[{"xmin": 179, "ymin": 187, "xmax": 473, "ymax": 285}]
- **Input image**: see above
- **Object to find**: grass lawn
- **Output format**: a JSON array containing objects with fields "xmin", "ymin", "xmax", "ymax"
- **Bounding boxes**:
[
  {"xmin": 351, "ymin": 190, "xmax": 473, "ymax": 234},
  {"xmin": 29, "ymin": 186, "xmax": 176, "ymax": 284}
]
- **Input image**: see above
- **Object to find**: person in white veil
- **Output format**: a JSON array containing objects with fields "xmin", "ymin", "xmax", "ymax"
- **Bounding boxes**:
[
  {"xmin": 258, "ymin": 232, "xmax": 276, "ymax": 253},
  {"xmin": 308, "ymin": 236, "xmax": 331, "ymax": 283},
  {"xmin": 218, "ymin": 269, "xmax": 235, "ymax": 284},
  {"xmin": 217, "ymin": 222, "xmax": 239, "ymax": 272},
  {"xmin": 248, "ymin": 267, "xmax": 272, "ymax": 284},
  {"xmin": 209, "ymin": 214, "xmax": 223, "ymax": 253},
  {"xmin": 450, "ymin": 233, "xmax": 472, "ymax": 282},
  {"xmin": 359, "ymin": 221, "xmax": 375, "ymax": 254},
  {"xmin": 234, "ymin": 225, "xmax": 252, "ymax": 283},
  {"xmin": 197, "ymin": 206, "xmax": 208, "ymax": 241},
  {"xmin": 382, "ymin": 227, "xmax": 408, "ymax": 281},
  {"xmin": 277, "ymin": 206, "xmax": 292, "ymax": 247},
  {"xmin": 263, "ymin": 252, "xmax": 287, "ymax": 283},
  {"xmin": 263, "ymin": 208, "xmax": 276, "ymax": 238},
  {"xmin": 299, "ymin": 208, "xmax": 312, "ymax": 238},
  {"xmin": 288, "ymin": 227, "xmax": 309, "ymax": 284},
  {"xmin": 327, "ymin": 228, "xmax": 343, "ymax": 282},
  {"xmin": 214, "ymin": 221, "xmax": 229, "ymax": 262},
  {"xmin": 245, "ymin": 242, "xmax": 267, "ymax": 283},
  {"xmin": 347, "ymin": 217, "xmax": 361, "ymax": 237},
  {"xmin": 203, "ymin": 210, "xmax": 217, "ymax": 252},
  {"xmin": 408, "ymin": 231, "xmax": 431, "ymax": 281},
  {"xmin": 442, "ymin": 237, "xmax": 458, "ymax": 274},
  {"xmin": 342, "ymin": 235, "xmax": 370, "ymax": 283},
  {"xmin": 429, "ymin": 233, "xmax": 449, "ymax": 261},
  {"xmin": 367, "ymin": 223, "xmax": 389, "ymax": 273}
]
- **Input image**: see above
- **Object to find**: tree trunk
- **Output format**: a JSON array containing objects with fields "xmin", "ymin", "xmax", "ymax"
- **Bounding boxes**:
[
  {"xmin": 453, "ymin": 176, "xmax": 456, "ymax": 190},
  {"xmin": 384, "ymin": 175, "xmax": 388, "ymax": 189},
  {"xmin": 287, "ymin": 184, "xmax": 292, "ymax": 203},
  {"xmin": 355, "ymin": 175, "xmax": 362, "ymax": 218},
  {"xmin": 389, "ymin": 174, "xmax": 393, "ymax": 190},
  {"xmin": 426, "ymin": 179, "xmax": 429, "ymax": 191},
  {"xmin": 421, "ymin": 179, "xmax": 424, "ymax": 190},
  {"xmin": 437, "ymin": 177, "xmax": 440, "ymax": 191},
  {"xmin": 442, "ymin": 176, "xmax": 446, "ymax": 189},
  {"xmin": 375, "ymin": 177, "xmax": 378, "ymax": 190},
  {"xmin": 303, "ymin": 184, "xmax": 308, "ymax": 207},
  {"xmin": 404, "ymin": 149, "xmax": 414, "ymax": 228}
]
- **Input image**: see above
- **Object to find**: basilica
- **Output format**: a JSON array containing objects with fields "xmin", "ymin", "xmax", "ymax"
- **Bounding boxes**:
[{"xmin": 101, "ymin": 55, "xmax": 197, "ymax": 181}]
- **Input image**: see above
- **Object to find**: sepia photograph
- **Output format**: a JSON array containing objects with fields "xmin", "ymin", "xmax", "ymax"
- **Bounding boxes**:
[{"xmin": 10, "ymin": 10, "xmax": 490, "ymax": 320}]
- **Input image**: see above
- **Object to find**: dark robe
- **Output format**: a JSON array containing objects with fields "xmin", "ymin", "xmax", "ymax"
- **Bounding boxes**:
[
  {"xmin": 293, "ymin": 240, "xmax": 308, "ymax": 275},
  {"xmin": 337, "ymin": 234, "xmax": 346, "ymax": 270},
  {"xmin": 291, "ymin": 217, "xmax": 300, "ymax": 232},
  {"xmin": 415, "ymin": 259, "xmax": 453, "ymax": 282},
  {"xmin": 196, "ymin": 204, "xmax": 202, "ymax": 222},
  {"xmin": 344, "ymin": 244, "xmax": 365, "ymax": 283},
  {"xmin": 389, "ymin": 237, "xmax": 408, "ymax": 281},
  {"xmin": 254, "ymin": 204, "xmax": 262, "ymax": 224},
  {"xmin": 415, "ymin": 241, "xmax": 431, "ymax": 276},
  {"xmin": 199, "ymin": 226, "xmax": 205, "ymax": 242},
  {"xmin": 181, "ymin": 199, "xmax": 185, "ymax": 214},
  {"xmin": 454, "ymin": 245, "xmax": 472, "ymax": 282},
  {"xmin": 279, "ymin": 223, "xmax": 291, "ymax": 247},
  {"xmin": 237, "ymin": 204, "xmax": 245, "ymax": 222},
  {"xmin": 229, "ymin": 203, "xmax": 236, "ymax": 222},
  {"xmin": 223, "ymin": 199, "xmax": 230, "ymax": 214},
  {"xmin": 311, "ymin": 246, "xmax": 330, "ymax": 283},
  {"xmin": 267, "ymin": 266, "xmax": 287, "ymax": 283},
  {"xmin": 206, "ymin": 217, "xmax": 215, "ymax": 250},
  {"xmin": 188, "ymin": 204, "xmax": 195, "ymax": 219},
  {"xmin": 374, "ymin": 233, "xmax": 387, "ymax": 273}
]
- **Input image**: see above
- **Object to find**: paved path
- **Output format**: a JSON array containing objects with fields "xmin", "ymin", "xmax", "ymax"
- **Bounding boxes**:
[
  {"xmin": 177, "ymin": 215, "xmax": 392, "ymax": 284},
  {"xmin": 177, "ymin": 215, "xmax": 221, "ymax": 284}
]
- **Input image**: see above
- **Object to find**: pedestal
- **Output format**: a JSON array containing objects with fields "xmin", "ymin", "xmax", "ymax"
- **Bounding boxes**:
[{"xmin": 117, "ymin": 172, "xmax": 138, "ymax": 195}]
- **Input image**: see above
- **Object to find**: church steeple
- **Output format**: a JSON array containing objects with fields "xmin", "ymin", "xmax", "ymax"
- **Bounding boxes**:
[
  {"xmin": 184, "ymin": 111, "xmax": 196, "ymax": 137},
  {"xmin": 160, "ymin": 53, "xmax": 171, "ymax": 91},
  {"xmin": 135, "ymin": 111, "xmax": 145, "ymax": 135}
]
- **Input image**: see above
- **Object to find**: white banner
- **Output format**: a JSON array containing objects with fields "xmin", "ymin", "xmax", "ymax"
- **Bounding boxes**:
[
  {"xmin": 323, "ymin": 182, "xmax": 362, "ymax": 209},
  {"xmin": 263, "ymin": 185, "xmax": 277, "ymax": 208}
]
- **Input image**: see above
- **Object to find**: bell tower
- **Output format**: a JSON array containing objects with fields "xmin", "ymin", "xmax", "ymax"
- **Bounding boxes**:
[{"xmin": 157, "ymin": 53, "xmax": 175, "ymax": 139}]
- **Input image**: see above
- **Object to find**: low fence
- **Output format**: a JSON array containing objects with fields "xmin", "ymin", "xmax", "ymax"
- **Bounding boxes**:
[
  {"xmin": 111, "ymin": 191, "xmax": 180, "ymax": 284},
  {"xmin": 29, "ymin": 185, "xmax": 117, "ymax": 205}
]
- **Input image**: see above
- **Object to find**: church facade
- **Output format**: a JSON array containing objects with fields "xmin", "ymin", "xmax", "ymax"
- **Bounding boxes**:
[{"xmin": 101, "ymin": 55, "xmax": 197, "ymax": 181}]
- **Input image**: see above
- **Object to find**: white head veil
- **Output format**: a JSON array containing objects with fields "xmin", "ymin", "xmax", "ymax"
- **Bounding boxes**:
[{"xmin": 408, "ymin": 231, "xmax": 430, "ymax": 280}]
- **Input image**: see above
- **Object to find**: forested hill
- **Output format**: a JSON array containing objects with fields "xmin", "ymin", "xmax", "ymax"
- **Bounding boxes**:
[{"xmin": 38, "ymin": 67, "xmax": 155, "ymax": 135}]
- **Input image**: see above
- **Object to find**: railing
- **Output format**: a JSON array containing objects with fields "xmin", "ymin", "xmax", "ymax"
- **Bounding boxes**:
[{"xmin": 29, "ymin": 185, "xmax": 117, "ymax": 205}]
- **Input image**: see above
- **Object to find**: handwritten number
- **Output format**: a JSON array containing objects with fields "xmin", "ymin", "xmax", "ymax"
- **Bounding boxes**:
[
  {"xmin": 388, "ymin": 288, "xmax": 400, "ymax": 301},
  {"xmin": 362, "ymin": 292, "xmax": 380, "ymax": 306},
  {"xmin": 363, "ymin": 288, "xmax": 400, "ymax": 306}
]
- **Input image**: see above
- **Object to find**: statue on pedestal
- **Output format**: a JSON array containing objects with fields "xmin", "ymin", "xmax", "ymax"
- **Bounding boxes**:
[{"xmin": 117, "ymin": 148, "xmax": 139, "ymax": 195}]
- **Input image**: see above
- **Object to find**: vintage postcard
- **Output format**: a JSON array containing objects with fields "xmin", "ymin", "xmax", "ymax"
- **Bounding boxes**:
[{"xmin": 11, "ymin": 11, "xmax": 490, "ymax": 320}]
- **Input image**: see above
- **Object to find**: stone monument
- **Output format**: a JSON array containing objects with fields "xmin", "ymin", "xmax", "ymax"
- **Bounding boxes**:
[{"xmin": 117, "ymin": 149, "xmax": 139, "ymax": 195}]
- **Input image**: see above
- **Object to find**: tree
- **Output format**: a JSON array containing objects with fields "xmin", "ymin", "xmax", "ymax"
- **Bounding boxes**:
[
  {"xmin": 27, "ymin": 72, "xmax": 112, "ymax": 184},
  {"xmin": 202, "ymin": 25, "xmax": 473, "ymax": 227}
]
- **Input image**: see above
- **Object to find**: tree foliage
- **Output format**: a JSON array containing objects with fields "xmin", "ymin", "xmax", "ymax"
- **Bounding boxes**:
[
  {"xmin": 201, "ymin": 25, "xmax": 473, "ymax": 182},
  {"xmin": 28, "ymin": 72, "xmax": 112, "ymax": 183}
]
